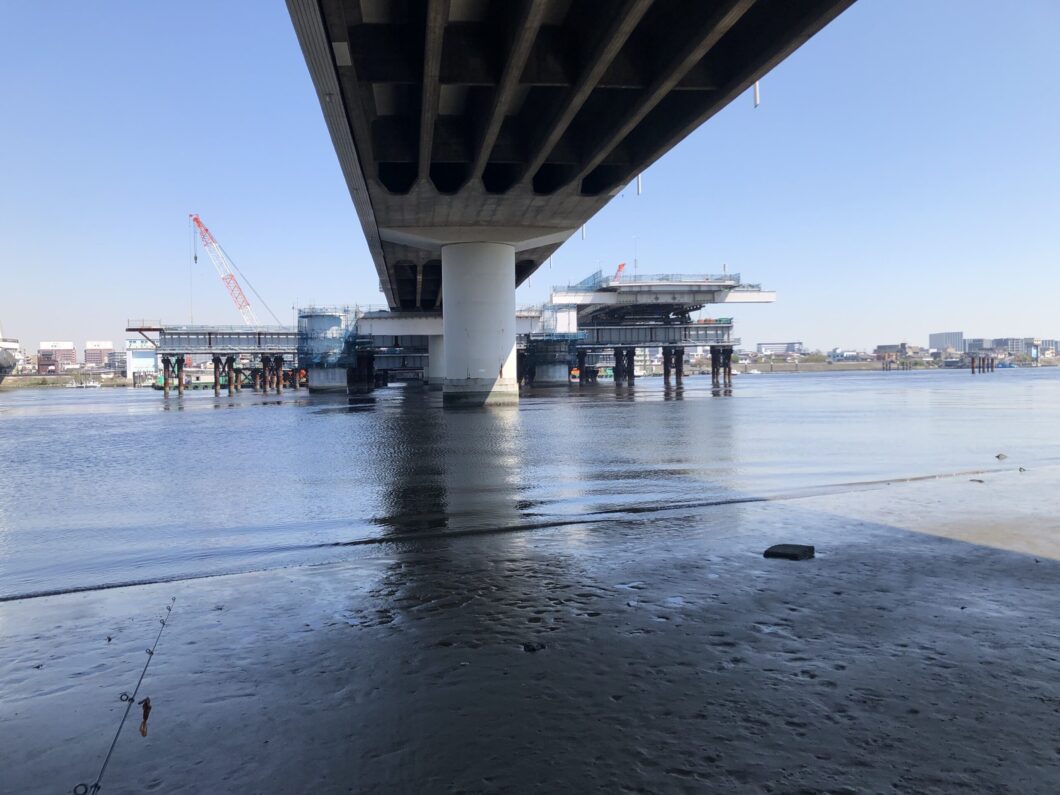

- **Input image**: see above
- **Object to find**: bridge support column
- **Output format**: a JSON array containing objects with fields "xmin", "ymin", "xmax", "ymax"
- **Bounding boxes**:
[
  {"xmin": 663, "ymin": 347, "xmax": 672, "ymax": 384},
  {"xmin": 613, "ymin": 347, "xmax": 625, "ymax": 383},
  {"xmin": 625, "ymin": 348, "xmax": 636, "ymax": 385},
  {"xmin": 723, "ymin": 347, "xmax": 734, "ymax": 387},
  {"xmin": 162, "ymin": 356, "xmax": 171, "ymax": 397},
  {"xmin": 427, "ymin": 334, "xmax": 445, "ymax": 389},
  {"xmin": 710, "ymin": 346, "xmax": 721, "ymax": 387},
  {"xmin": 225, "ymin": 356, "xmax": 235, "ymax": 396},
  {"xmin": 441, "ymin": 242, "xmax": 518, "ymax": 406},
  {"xmin": 274, "ymin": 355, "xmax": 283, "ymax": 395},
  {"xmin": 675, "ymin": 347, "xmax": 684, "ymax": 384},
  {"xmin": 212, "ymin": 356, "xmax": 222, "ymax": 396},
  {"xmin": 176, "ymin": 355, "xmax": 185, "ymax": 396}
]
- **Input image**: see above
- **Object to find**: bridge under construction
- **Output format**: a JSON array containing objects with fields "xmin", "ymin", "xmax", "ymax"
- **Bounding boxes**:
[{"xmin": 131, "ymin": 268, "xmax": 772, "ymax": 397}]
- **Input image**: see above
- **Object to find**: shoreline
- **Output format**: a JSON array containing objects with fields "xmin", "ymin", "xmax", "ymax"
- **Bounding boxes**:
[{"xmin": 0, "ymin": 375, "xmax": 129, "ymax": 390}]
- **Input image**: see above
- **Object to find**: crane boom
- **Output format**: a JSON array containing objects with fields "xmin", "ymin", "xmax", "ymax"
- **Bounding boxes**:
[{"xmin": 189, "ymin": 214, "xmax": 259, "ymax": 325}]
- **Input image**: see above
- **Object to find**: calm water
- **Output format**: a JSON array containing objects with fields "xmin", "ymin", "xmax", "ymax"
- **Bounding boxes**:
[{"xmin": 2, "ymin": 369, "xmax": 1059, "ymax": 600}]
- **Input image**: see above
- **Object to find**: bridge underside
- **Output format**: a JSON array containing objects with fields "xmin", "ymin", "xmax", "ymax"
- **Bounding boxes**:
[{"xmin": 289, "ymin": 0, "xmax": 854, "ymax": 311}]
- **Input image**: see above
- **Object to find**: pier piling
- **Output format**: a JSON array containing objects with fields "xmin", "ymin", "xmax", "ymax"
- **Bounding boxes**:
[
  {"xmin": 613, "ymin": 347, "xmax": 625, "ymax": 384},
  {"xmin": 212, "ymin": 356, "xmax": 222, "ymax": 396},
  {"xmin": 162, "ymin": 356, "xmax": 171, "ymax": 397},
  {"xmin": 675, "ymin": 347, "xmax": 684, "ymax": 384},
  {"xmin": 625, "ymin": 348, "xmax": 636, "ymax": 385},
  {"xmin": 176, "ymin": 355, "xmax": 185, "ymax": 396},
  {"xmin": 226, "ymin": 356, "xmax": 235, "ymax": 396}
]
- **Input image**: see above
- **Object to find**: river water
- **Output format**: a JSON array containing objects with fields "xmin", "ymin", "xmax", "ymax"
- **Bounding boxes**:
[{"xmin": 2, "ymin": 369, "xmax": 1058, "ymax": 601}]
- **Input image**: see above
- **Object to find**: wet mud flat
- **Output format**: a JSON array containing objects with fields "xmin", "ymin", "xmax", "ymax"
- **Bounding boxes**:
[{"xmin": 2, "ymin": 477, "xmax": 1059, "ymax": 794}]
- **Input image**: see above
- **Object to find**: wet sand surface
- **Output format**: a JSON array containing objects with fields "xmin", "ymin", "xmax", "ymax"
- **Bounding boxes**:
[{"xmin": 3, "ymin": 471, "xmax": 1058, "ymax": 794}]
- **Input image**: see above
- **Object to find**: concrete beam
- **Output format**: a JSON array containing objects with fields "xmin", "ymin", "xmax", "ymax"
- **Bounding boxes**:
[
  {"xmin": 419, "ymin": 0, "xmax": 449, "ymax": 182},
  {"xmin": 585, "ymin": 0, "xmax": 858, "ymax": 196},
  {"xmin": 287, "ymin": 0, "xmax": 396, "ymax": 307},
  {"xmin": 521, "ymin": 0, "xmax": 654, "ymax": 185},
  {"xmin": 469, "ymin": 1, "xmax": 547, "ymax": 182},
  {"xmin": 379, "ymin": 224, "xmax": 575, "ymax": 252},
  {"xmin": 566, "ymin": 0, "xmax": 754, "ymax": 193},
  {"xmin": 358, "ymin": 313, "xmax": 443, "ymax": 337}
]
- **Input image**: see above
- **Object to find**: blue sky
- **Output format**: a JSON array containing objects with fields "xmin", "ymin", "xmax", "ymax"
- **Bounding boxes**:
[{"xmin": 1, "ymin": 1, "xmax": 1058, "ymax": 352}]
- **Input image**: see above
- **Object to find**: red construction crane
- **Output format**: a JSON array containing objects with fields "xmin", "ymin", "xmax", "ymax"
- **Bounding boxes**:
[
  {"xmin": 189, "ymin": 214, "xmax": 259, "ymax": 325},
  {"xmin": 613, "ymin": 262, "xmax": 626, "ymax": 283}
]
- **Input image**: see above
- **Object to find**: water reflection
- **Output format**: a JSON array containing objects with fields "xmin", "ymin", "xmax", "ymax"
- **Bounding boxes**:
[
  {"xmin": 442, "ymin": 402, "xmax": 524, "ymax": 532},
  {"xmin": 371, "ymin": 387, "xmax": 448, "ymax": 533}
]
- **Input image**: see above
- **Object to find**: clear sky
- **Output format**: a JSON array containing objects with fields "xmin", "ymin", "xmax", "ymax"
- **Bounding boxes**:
[{"xmin": 1, "ymin": 1, "xmax": 1058, "ymax": 353}]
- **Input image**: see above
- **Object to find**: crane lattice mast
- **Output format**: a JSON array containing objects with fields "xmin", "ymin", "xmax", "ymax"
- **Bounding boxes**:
[{"xmin": 189, "ymin": 214, "xmax": 260, "ymax": 325}]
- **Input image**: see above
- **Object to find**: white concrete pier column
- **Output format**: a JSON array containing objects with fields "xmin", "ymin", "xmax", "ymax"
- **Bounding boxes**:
[
  {"xmin": 441, "ymin": 242, "xmax": 518, "ymax": 406},
  {"xmin": 427, "ymin": 334, "xmax": 445, "ymax": 389}
]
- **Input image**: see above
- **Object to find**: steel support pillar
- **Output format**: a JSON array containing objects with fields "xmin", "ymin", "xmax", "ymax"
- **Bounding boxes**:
[
  {"xmin": 675, "ymin": 347, "xmax": 684, "ymax": 384},
  {"xmin": 226, "ymin": 356, "xmax": 235, "ymax": 396},
  {"xmin": 162, "ymin": 356, "xmax": 171, "ymax": 397},
  {"xmin": 212, "ymin": 357, "xmax": 222, "ymax": 396},
  {"xmin": 625, "ymin": 348, "xmax": 636, "ymax": 384},
  {"xmin": 663, "ymin": 347, "xmax": 672, "ymax": 384},
  {"xmin": 613, "ymin": 347, "xmax": 625, "ymax": 383},
  {"xmin": 176, "ymin": 355, "xmax": 185, "ymax": 396},
  {"xmin": 577, "ymin": 350, "xmax": 587, "ymax": 384},
  {"xmin": 274, "ymin": 356, "xmax": 283, "ymax": 395}
]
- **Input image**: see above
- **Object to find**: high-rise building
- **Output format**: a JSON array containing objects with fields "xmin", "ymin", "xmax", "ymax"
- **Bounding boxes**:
[
  {"xmin": 84, "ymin": 340, "xmax": 114, "ymax": 367},
  {"xmin": 37, "ymin": 341, "xmax": 76, "ymax": 373},
  {"xmin": 928, "ymin": 331, "xmax": 963, "ymax": 352}
]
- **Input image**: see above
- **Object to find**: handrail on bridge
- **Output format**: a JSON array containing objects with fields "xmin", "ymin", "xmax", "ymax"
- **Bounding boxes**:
[{"xmin": 554, "ymin": 272, "xmax": 744, "ymax": 291}]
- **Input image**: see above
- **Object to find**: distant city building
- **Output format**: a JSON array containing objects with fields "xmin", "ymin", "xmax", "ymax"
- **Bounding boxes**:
[
  {"xmin": 756, "ymin": 342, "xmax": 804, "ymax": 355},
  {"xmin": 125, "ymin": 339, "xmax": 158, "ymax": 380},
  {"xmin": 106, "ymin": 349, "xmax": 127, "ymax": 371},
  {"xmin": 37, "ymin": 341, "xmax": 76, "ymax": 373},
  {"xmin": 964, "ymin": 338, "xmax": 990, "ymax": 353},
  {"xmin": 874, "ymin": 343, "xmax": 907, "ymax": 360},
  {"xmin": 84, "ymin": 340, "xmax": 114, "ymax": 367},
  {"xmin": 928, "ymin": 331, "xmax": 964, "ymax": 352},
  {"xmin": 828, "ymin": 347, "xmax": 867, "ymax": 361}
]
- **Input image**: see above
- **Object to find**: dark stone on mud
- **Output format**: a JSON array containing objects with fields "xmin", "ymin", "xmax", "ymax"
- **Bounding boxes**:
[
  {"xmin": 763, "ymin": 544, "xmax": 815, "ymax": 561},
  {"xmin": 521, "ymin": 642, "xmax": 546, "ymax": 653}
]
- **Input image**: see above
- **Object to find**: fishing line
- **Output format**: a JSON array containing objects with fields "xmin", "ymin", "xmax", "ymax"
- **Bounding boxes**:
[{"xmin": 73, "ymin": 597, "xmax": 176, "ymax": 795}]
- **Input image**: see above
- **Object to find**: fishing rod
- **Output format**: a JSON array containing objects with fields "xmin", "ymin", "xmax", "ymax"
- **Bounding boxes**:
[{"xmin": 73, "ymin": 597, "xmax": 175, "ymax": 795}]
